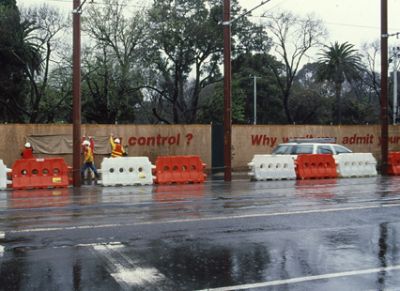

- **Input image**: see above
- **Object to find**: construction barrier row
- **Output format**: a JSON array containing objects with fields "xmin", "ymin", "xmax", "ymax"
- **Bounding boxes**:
[
  {"xmin": 0, "ymin": 152, "xmax": 384, "ymax": 188},
  {"xmin": 0, "ymin": 155, "xmax": 208, "ymax": 190},
  {"xmin": 248, "ymin": 153, "xmax": 378, "ymax": 181}
]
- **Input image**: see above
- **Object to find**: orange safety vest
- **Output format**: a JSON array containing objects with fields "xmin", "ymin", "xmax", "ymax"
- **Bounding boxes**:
[
  {"xmin": 111, "ymin": 144, "xmax": 124, "ymax": 157},
  {"xmin": 21, "ymin": 148, "xmax": 34, "ymax": 159}
]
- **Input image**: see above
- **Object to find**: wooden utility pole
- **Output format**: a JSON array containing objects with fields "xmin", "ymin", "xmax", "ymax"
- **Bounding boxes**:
[
  {"xmin": 223, "ymin": 0, "xmax": 232, "ymax": 181},
  {"xmin": 72, "ymin": 0, "xmax": 82, "ymax": 186},
  {"xmin": 381, "ymin": 0, "xmax": 388, "ymax": 175},
  {"xmin": 221, "ymin": 0, "xmax": 270, "ymax": 181}
]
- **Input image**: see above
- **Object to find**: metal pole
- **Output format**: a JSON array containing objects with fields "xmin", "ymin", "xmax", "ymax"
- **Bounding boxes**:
[
  {"xmin": 394, "ymin": 48, "xmax": 398, "ymax": 125},
  {"xmin": 72, "ymin": 0, "xmax": 81, "ymax": 187},
  {"xmin": 223, "ymin": 0, "xmax": 232, "ymax": 181},
  {"xmin": 381, "ymin": 0, "xmax": 389, "ymax": 175}
]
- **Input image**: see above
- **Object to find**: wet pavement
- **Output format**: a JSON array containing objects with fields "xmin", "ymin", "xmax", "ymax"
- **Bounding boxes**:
[{"xmin": 1, "ymin": 176, "xmax": 400, "ymax": 290}]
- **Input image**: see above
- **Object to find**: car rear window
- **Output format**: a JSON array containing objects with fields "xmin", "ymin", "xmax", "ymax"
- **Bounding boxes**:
[
  {"xmin": 333, "ymin": 145, "xmax": 352, "ymax": 154},
  {"xmin": 294, "ymin": 145, "xmax": 313, "ymax": 154},
  {"xmin": 317, "ymin": 145, "xmax": 333, "ymax": 154}
]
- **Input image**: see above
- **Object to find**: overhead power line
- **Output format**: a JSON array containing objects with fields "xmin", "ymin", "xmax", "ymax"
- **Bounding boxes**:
[
  {"xmin": 45, "ymin": 0, "xmax": 150, "ymax": 9},
  {"xmin": 249, "ymin": 14, "xmax": 400, "ymax": 32}
]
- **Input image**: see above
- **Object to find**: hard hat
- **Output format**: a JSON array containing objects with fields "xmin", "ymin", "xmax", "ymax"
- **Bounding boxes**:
[
  {"xmin": 82, "ymin": 140, "xmax": 90, "ymax": 146},
  {"xmin": 114, "ymin": 138, "xmax": 120, "ymax": 144},
  {"xmin": 24, "ymin": 142, "xmax": 31, "ymax": 148}
]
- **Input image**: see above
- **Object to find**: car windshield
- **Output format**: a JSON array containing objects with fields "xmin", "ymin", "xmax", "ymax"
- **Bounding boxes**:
[{"xmin": 272, "ymin": 145, "xmax": 293, "ymax": 154}]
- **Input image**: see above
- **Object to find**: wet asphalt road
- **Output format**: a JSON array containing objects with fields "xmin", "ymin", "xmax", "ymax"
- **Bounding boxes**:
[{"xmin": 1, "ymin": 176, "xmax": 400, "ymax": 290}]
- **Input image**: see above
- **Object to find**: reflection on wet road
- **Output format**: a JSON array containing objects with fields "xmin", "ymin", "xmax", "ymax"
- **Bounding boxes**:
[{"xmin": 1, "ymin": 176, "xmax": 400, "ymax": 290}]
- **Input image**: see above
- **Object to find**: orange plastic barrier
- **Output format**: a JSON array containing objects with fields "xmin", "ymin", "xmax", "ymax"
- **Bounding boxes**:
[
  {"xmin": 388, "ymin": 152, "xmax": 400, "ymax": 175},
  {"xmin": 154, "ymin": 156, "xmax": 206, "ymax": 184},
  {"xmin": 295, "ymin": 154, "xmax": 337, "ymax": 179},
  {"xmin": 11, "ymin": 158, "xmax": 70, "ymax": 190}
]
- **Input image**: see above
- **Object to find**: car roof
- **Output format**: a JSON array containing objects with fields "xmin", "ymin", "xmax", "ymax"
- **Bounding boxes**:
[
  {"xmin": 277, "ymin": 143, "xmax": 338, "ymax": 146},
  {"xmin": 287, "ymin": 138, "xmax": 336, "ymax": 143}
]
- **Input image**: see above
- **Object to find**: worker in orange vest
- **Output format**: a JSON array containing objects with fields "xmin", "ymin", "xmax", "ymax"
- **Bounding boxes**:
[
  {"xmin": 21, "ymin": 142, "xmax": 34, "ymax": 159},
  {"xmin": 110, "ymin": 134, "xmax": 126, "ymax": 157},
  {"xmin": 81, "ymin": 137, "xmax": 99, "ymax": 180}
]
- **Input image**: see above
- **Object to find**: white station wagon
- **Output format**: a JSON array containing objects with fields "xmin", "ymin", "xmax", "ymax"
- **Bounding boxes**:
[{"xmin": 271, "ymin": 138, "xmax": 352, "ymax": 155}]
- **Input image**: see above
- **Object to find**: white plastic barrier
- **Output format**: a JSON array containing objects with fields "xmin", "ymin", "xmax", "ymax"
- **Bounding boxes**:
[
  {"xmin": 248, "ymin": 155, "xmax": 297, "ymax": 181},
  {"xmin": 0, "ymin": 159, "xmax": 12, "ymax": 190},
  {"xmin": 99, "ymin": 157, "xmax": 155, "ymax": 186},
  {"xmin": 334, "ymin": 153, "xmax": 378, "ymax": 177}
]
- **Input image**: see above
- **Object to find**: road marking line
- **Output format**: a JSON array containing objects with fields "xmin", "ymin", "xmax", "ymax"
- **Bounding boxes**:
[
  {"xmin": 93, "ymin": 244, "xmax": 125, "ymax": 252},
  {"xmin": 93, "ymin": 244, "xmax": 165, "ymax": 287},
  {"xmin": 6, "ymin": 203, "xmax": 400, "ymax": 234},
  {"xmin": 198, "ymin": 265, "xmax": 400, "ymax": 291},
  {"xmin": 0, "ymin": 231, "xmax": 4, "ymax": 257},
  {"xmin": 111, "ymin": 267, "xmax": 164, "ymax": 286},
  {"xmin": 76, "ymin": 241, "xmax": 122, "ymax": 248}
]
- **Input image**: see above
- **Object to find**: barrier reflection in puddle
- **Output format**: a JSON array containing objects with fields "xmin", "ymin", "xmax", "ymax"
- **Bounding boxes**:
[
  {"xmin": 295, "ymin": 179, "xmax": 337, "ymax": 200},
  {"xmin": 9, "ymin": 188, "xmax": 70, "ymax": 209},
  {"xmin": 151, "ymin": 184, "xmax": 205, "ymax": 220},
  {"xmin": 153, "ymin": 184, "xmax": 205, "ymax": 202}
]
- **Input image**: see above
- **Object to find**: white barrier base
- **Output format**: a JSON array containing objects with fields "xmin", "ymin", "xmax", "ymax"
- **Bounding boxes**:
[
  {"xmin": 0, "ymin": 159, "xmax": 12, "ymax": 190},
  {"xmin": 335, "ymin": 153, "xmax": 378, "ymax": 177},
  {"xmin": 248, "ymin": 155, "xmax": 297, "ymax": 181},
  {"xmin": 99, "ymin": 157, "xmax": 155, "ymax": 186}
]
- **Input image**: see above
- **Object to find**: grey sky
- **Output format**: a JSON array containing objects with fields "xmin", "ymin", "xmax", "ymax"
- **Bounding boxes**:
[
  {"xmin": 16, "ymin": 0, "xmax": 400, "ymax": 49},
  {"xmin": 243, "ymin": 0, "xmax": 400, "ymax": 47}
]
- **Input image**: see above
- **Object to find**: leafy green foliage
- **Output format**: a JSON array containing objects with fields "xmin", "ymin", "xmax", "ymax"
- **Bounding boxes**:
[
  {"xmin": 232, "ymin": 53, "xmax": 285, "ymax": 124},
  {"xmin": 196, "ymin": 81, "xmax": 245, "ymax": 124},
  {"xmin": 145, "ymin": 0, "xmax": 268, "ymax": 124},
  {"xmin": 0, "ymin": 0, "xmax": 29, "ymax": 122}
]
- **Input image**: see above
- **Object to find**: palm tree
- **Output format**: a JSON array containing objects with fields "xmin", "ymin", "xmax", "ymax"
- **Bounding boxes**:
[{"xmin": 317, "ymin": 41, "xmax": 364, "ymax": 124}]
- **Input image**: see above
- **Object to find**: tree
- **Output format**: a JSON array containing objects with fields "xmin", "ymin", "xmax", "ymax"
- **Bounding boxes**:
[
  {"xmin": 231, "ymin": 53, "xmax": 284, "ymax": 124},
  {"xmin": 262, "ymin": 10, "xmax": 327, "ymax": 123},
  {"xmin": 83, "ymin": 0, "xmax": 147, "ymax": 123},
  {"xmin": 0, "ymin": 1, "xmax": 68, "ymax": 123},
  {"xmin": 291, "ymin": 63, "xmax": 333, "ymax": 124},
  {"xmin": 145, "ymin": 0, "xmax": 268, "ymax": 124},
  {"xmin": 196, "ymin": 81, "xmax": 246, "ymax": 124},
  {"xmin": 20, "ymin": 5, "xmax": 68, "ymax": 123},
  {"xmin": 317, "ymin": 41, "xmax": 364, "ymax": 124},
  {"xmin": 361, "ymin": 41, "xmax": 381, "ymax": 103},
  {"xmin": 0, "ymin": 0, "xmax": 41, "ymax": 122},
  {"xmin": 145, "ymin": 0, "xmax": 223, "ymax": 124}
]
